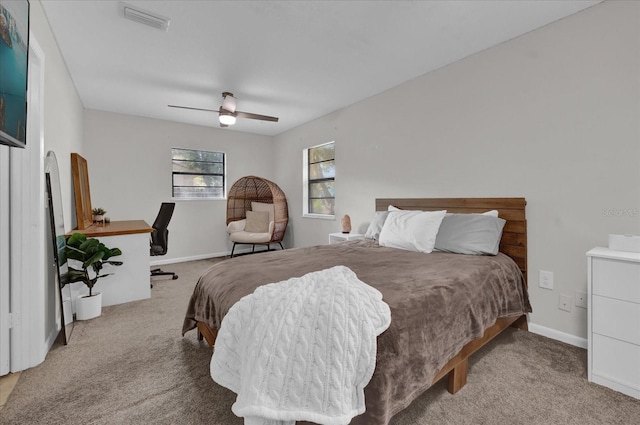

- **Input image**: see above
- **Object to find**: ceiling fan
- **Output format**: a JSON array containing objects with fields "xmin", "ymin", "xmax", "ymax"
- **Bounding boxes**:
[{"xmin": 168, "ymin": 92, "xmax": 279, "ymax": 127}]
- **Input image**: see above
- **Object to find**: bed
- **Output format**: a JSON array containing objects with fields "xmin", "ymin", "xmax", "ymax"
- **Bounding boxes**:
[{"xmin": 182, "ymin": 197, "xmax": 532, "ymax": 424}]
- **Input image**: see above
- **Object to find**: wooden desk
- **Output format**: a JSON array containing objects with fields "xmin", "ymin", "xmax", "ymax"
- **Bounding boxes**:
[
  {"xmin": 66, "ymin": 220, "xmax": 153, "ymax": 307},
  {"xmin": 67, "ymin": 220, "xmax": 152, "ymax": 237}
]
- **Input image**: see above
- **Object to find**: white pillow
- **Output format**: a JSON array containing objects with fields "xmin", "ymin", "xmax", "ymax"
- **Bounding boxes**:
[
  {"xmin": 364, "ymin": 211, "xmax": 390, "ymax": 240},
  {"xmin": 434, "ymin": 214, "xmax": 506, "ymax": 255},
  {"xmin": 378, "ymin": 210, "xmax": 447, "ymax": 253},
  {"xmin": 443, "ymin": 210, "xmax": 499, "ymax": 217},
  {"xmin": 389, "ymin": 204, "xmax": 491, "ymax": 215},
  {"xmin": 251, "ymin": 202, "xmax": 275, "ymax": 224},
  {"xmin": 481, "ymin": 210, "xmax": 499, "ymax": 217},
  {"xmin": 244, "ymin": 211, "xmax": 270, "ymax": 233}
]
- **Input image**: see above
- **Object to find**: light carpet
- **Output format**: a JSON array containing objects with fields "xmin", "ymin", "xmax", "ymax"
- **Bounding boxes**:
[{"xmin": 1, "ymin": 258, "xmax": 638, "ymax": 425}]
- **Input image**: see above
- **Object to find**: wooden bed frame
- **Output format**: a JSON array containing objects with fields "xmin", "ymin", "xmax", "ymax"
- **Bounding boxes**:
[{"xmin": 196, "ymin": 197, "xmax": 529, "ymax": 395}]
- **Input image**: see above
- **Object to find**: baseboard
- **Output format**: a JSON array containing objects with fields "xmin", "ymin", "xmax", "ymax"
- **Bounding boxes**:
[
  {"xmin": 528, "ymin": 322, "xmax": 587, "ymax": 349},
  {"xmin": 149, "ymin": 248, "xmax": 253, "ymax": 266},
  {"xmin": 45, "ymin": 327, "xmax": 59, "ymax": 353}
]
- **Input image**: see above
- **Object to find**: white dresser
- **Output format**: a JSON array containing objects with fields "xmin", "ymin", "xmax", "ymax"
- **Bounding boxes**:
[{"xmin": 587, "ymin": 247, "xmax": 640, "ymax": 399}]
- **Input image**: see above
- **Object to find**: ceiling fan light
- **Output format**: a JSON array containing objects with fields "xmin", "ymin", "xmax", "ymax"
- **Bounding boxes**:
[{"xmin": 219, "ymin": 111, "xmax": 236, "ymax": 126}]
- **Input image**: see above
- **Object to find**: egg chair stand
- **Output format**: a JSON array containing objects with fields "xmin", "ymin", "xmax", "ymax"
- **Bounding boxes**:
[
  {"xmin": 226, "ymin": 176, "xmax": 289, "ymax": 258},
  {"xmin": 229, "ymin": 241, "xmax": 285, "ymax": 258}
]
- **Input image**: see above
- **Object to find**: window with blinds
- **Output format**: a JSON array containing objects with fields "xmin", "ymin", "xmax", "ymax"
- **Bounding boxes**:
[
  {"xmin": 171, "ymin": 148, "xmax": 225, "ymax": 199},
  {"xmin": 304, "ymin": 141, "xmax": 335, "ymax": 217}
]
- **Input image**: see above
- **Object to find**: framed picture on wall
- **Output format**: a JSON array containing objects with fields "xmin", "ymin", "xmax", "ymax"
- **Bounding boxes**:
[{"xmin": 0, "ymin": 0, "xmax": 29, "ymax": 148}]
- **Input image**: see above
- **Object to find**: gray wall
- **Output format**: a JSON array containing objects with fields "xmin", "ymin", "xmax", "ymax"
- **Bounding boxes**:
[
  {"xmin": 83, "ymin": 110, "xmax": 274, "ymax": 261},
  {"xmin": 33, "ymin": 0, "xmax": 85, "ymax": 228},
  {"xmin": 30, "ymin": 0, "xmax": 84, "ymax": 364},
  {"xmin": 272, "ymin": 0, "xmax": 640, "ymax": 339},
  {"xmin": 34, "ymin": 0, "xmax": 84, "ymax": 349}
]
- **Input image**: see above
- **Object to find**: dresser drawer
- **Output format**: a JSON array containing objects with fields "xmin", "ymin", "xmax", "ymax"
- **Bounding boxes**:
[
  {"xmin": 592, "ymin": 333, "xmax": 640, "ymax": 391},
  {"xmin": 592, "ymin": 257, "xmax": 640, "ymax": 303},
  {"xmin": 592, "ymin": 295, "xmax": 640, "ymax": 345}
]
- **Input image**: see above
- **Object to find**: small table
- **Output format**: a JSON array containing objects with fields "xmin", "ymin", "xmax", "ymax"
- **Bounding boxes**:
[{"xmin": 328, "ymin": 232, "xmax": 365, "ymax": 244}]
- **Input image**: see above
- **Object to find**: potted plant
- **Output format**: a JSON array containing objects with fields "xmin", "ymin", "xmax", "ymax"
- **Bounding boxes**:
[
  {"xmin": 61, "ymin": 233, "xmax": 123, "ymax": 320},
  {"xmin": 92, "ymin": 207, "xmax": 106, "ymax": 223}
]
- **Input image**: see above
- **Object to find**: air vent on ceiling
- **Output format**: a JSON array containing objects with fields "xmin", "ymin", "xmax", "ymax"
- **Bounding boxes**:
[{"xmin": 119, "ymin": 2, "xmax": 170, "ymax": 31}]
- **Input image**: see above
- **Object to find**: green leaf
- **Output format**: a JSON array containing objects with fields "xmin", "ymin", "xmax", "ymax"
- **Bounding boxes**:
[
  {"xmin": 101, "ymin": 246, "xmax": 122, "ymax": 261},
  {"xmin": 60, "ymin": 268, "xmax": 90, "ymax": 286},
  {"xmin": 83, "ymin": 251, "xmax": 105, "ymax": 270},
  {"xmin": 67, "ymin": 233, "xmax": 87, "ymax": 248}
]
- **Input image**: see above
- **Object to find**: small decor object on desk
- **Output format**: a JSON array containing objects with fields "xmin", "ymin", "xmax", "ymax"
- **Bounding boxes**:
[
  {"xmin": 61, "ymin": 233, "xmax": 123, "ymax": 320},
  {"xmin": 92, "ymin": 207, "xmax": 106, "ymax": 224},
  {"xmin": 341, "ymin": 214, "xmax": 351, "ymax": 234}
]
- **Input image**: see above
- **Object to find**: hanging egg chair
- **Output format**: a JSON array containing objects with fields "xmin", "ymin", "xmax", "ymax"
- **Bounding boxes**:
[{"xmin": 226, "ymin": 176, "xmax": 289, "ymax": 257}]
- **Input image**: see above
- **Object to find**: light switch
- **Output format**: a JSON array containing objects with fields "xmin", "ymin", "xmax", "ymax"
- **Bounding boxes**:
[{"xmin": 539, "ymin": 270, "xmax": 554, "ymax": 290}]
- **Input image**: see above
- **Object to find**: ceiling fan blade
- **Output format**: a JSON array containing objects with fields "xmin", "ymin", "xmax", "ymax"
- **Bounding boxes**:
[
  {"xmin": 169, "ymin": 101, "xmax": 278, "ymax": 125},
  {"xmin": 168, "ymin": 104, "xmax": 220, "ymax": 113},
  {"xmin": 235, "ymin": 110, "xmax": 279, "ymax": 122}
]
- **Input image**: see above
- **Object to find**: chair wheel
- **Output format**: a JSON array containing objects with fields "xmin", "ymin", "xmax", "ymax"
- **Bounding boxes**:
[{"xmin": 173, "ymin": 275, "xmax": 179, "ymax": 280}]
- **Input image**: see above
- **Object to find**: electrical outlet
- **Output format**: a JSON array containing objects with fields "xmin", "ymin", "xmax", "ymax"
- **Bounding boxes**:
[
  {"xmin": 539, "ymin": 270, "xmax": 554, "ymax": 290},
  {"xmin": 558, "ymin": 294, "xmax": 573, "ymax": 312},
  {"xmin": 575, "ymin": 291, "xmax": 587, "ymax": 309}
]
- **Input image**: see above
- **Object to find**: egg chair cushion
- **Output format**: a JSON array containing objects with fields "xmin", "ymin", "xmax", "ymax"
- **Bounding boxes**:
[
  {"xmin": 251, "ymin": 202, "xmax": 275, "ymax": 224},
  {"xmin": 245, "ymin": 211, "xmax": 270, "ymax": 233},
  {"xmin": 229, "ymin": 231, "xmax": 272, "ymax": 244},
  {"xmin": 227, "ymin": 219, "xmax": 246, "ymax": 234}
]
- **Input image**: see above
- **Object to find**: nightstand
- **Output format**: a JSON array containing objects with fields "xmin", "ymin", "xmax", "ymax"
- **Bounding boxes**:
[
  {"xmin": 328, "ymin": 233, "xmax": 364, "ymax": 244},
  {"xmin": 587, "ymin": 247, "xmax": 640, "ymax": 399}
]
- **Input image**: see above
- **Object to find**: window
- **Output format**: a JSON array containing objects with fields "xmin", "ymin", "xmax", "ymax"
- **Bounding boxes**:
[
  {"xmin": 172, "ymin": 148, "xmax": 225, "ymax": 199},
  {"xmin": 303, "ymin": 141, "xmax": 335, "ymax": 217}
]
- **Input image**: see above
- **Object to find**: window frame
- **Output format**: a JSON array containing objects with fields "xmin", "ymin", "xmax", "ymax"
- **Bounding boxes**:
[
  {"xmin": 171, "ymin": 147, "xmax": 227, "ymax": 201},
  {"xmin": 302, "ymin": 141, "xmax": 335, "ymax": 219}
]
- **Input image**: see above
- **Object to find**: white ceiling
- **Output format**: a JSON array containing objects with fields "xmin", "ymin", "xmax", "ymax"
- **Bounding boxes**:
[{"xmin": 41, "ymin": 0, "xmax": 601, "ymax": 136}]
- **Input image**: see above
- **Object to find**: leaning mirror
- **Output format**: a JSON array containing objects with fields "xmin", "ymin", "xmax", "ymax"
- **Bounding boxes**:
[
  {"xmin": 71, "ymin": 153, "xmax": 93, "ymax": 230},
  {"xmin": 45, "ymin": 151, "xmax": 74, "ymax": 344}
]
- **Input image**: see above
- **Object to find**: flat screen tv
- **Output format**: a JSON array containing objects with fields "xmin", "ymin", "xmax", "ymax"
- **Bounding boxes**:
[{"xmin": 0, "ymin": 0, "xmax": 29, "ymax": 148}]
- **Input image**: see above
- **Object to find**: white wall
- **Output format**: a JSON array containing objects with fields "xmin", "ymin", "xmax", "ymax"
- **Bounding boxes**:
[
  {"xmin": 32, "ymin": 1, "xmax": 85, "ymax": 230},
  {"xmin": 272, "ymin": 0, "xmax": 640, "ymax": 340},
  {"xmin": 31, "ymin": 0, "xmax": 85, "ymax": 353},
  {"xmin": 1, "ymin": 0, "xmax": 85, "ymax": 372},
  {"xmin": 83, "ymin": 110, "xmax": 274, "ymax": 261}
]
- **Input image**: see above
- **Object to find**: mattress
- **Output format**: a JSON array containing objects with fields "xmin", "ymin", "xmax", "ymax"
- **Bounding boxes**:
[{"xmin": 182, "ymin": 239, "xmax": 531, "ymax": 424}]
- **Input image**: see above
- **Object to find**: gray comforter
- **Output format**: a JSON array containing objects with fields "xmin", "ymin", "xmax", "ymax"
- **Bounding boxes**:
[{"xmin": 182, "ymin": 239, "xmax": 531, "ymax": 424}]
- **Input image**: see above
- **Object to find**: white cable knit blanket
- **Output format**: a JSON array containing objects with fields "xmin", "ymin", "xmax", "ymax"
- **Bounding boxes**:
[{"xmin": 210, "ymin": 265, "xmax": 391, "ymax": 425}]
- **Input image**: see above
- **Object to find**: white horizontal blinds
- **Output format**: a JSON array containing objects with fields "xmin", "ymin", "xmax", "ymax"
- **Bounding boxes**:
[
  {"xmin": 308, "ymin": 142, "xmax": 335, "ymax": 215},
  {"xmin": 172, "ymin": 148, "xmax": 225, "ymax": 199}
]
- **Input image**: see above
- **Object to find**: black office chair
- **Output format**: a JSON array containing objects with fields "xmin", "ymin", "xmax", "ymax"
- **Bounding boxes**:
[{"xmin": 150, "ymin": 202, "xmax": 178, "ymax": 281}]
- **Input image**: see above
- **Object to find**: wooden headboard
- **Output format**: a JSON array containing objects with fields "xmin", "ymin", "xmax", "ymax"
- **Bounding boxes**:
[{"xmin": 375, "ymin": 198, "xmax": 527, "ymax": 284}]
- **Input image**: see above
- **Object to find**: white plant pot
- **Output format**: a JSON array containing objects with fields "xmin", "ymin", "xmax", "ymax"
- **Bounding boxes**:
[{"xmin": 76, "ymin": 292, "xmax": 102, "ymax": 321}]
